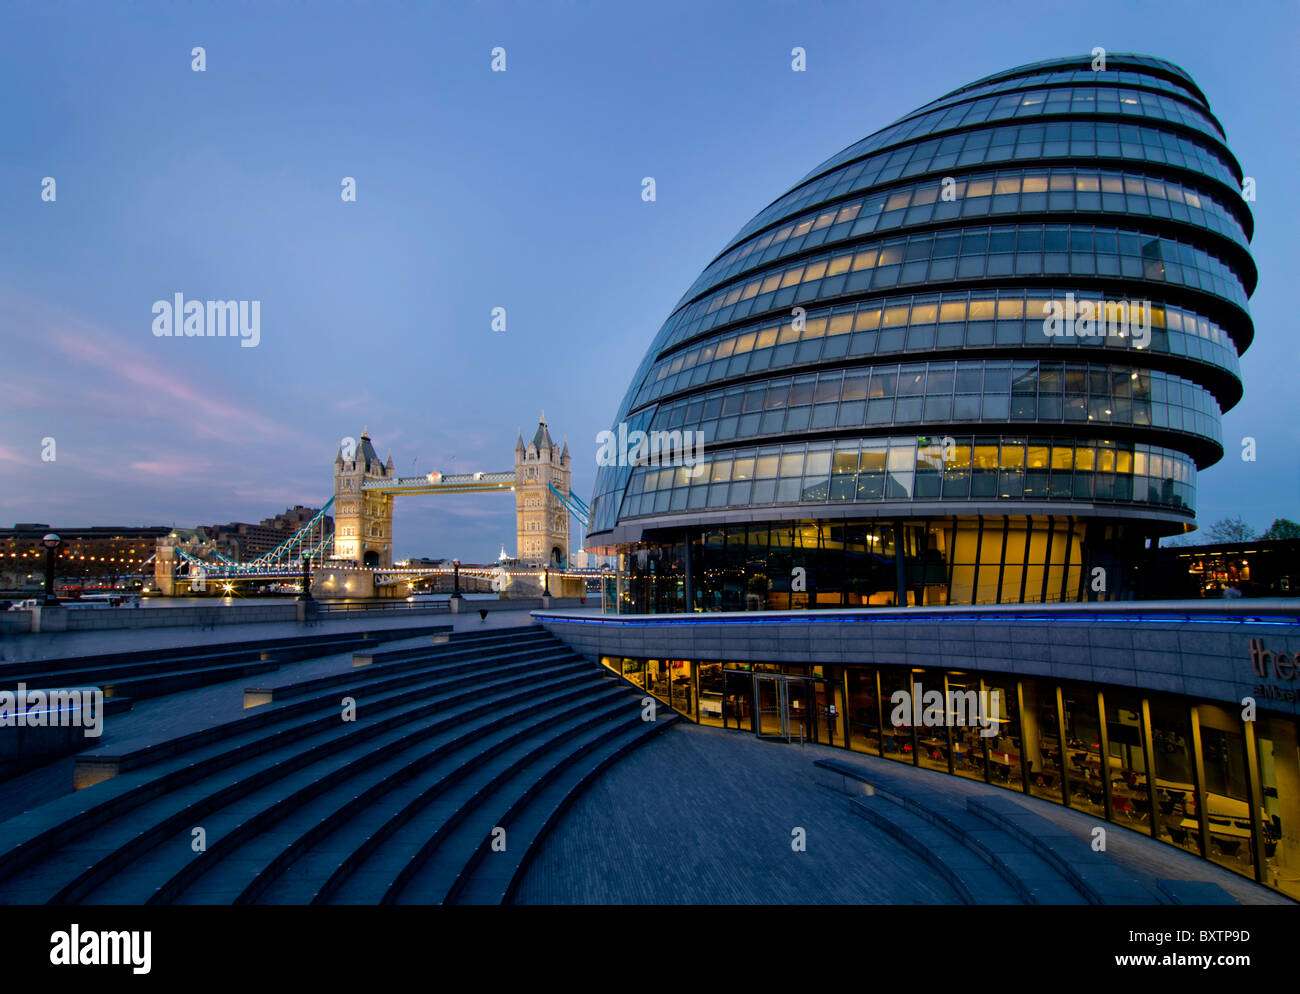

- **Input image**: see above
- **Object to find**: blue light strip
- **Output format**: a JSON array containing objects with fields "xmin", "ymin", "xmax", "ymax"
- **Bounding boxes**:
[{"xmin": 536, "ymin": 609, "xmax": 1300, "ymax": 629}]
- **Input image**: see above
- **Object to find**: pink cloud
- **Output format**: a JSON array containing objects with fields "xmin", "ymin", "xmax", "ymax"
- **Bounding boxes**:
[
  {"xmin": 0, "ymin": 288, "xmax": 310, "ymax": 448},
  {"xmin": 0, "ymin": 445, "xmax": 32, "ymax": 466},
  {"xmin": 128, "ymin": 455, "xmax": 217, "ymax": 477}
]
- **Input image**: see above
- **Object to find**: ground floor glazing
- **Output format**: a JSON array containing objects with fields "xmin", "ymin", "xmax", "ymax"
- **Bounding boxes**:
[{"xmin": 607, "ymin": 514, "xmax": 1152, "ymax": 613}]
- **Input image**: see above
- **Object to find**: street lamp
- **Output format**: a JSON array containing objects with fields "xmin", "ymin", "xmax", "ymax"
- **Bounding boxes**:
[
  {"xmin": 300, "ymin": 552, "xmax": 312, "ymax": 602},
  {"xmin": 42, "ymin": 533, "xmax": 61, "ymax": 606}
]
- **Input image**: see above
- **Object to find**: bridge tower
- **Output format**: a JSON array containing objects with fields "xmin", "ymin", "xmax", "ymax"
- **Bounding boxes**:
[
  {"xmin": 333, "ymin": 430, "xmax": 395, "ymax": 568},
  {"xmin": 514, "ymin": 413, "xmax": 570, "ymax": 567}
]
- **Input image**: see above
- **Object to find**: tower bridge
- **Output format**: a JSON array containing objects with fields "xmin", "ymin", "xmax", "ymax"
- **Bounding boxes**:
[
  {"xmin": 155, "ymin": 415, "xmax": 595, "ymax": 596},
  {"xmin": 333, "ymin": 415, "xmax": 572, "ymax": 569}
]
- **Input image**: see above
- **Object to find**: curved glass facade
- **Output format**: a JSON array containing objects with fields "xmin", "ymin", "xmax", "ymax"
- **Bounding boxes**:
[{"xmin": 589, "ymin": 54, "xmax": 1255, "ymax": 612}]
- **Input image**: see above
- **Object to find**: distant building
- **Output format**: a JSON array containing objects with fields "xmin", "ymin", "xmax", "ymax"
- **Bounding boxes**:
[
  {"xmin": 568, "ymin": 548, "xmax": 614, "ymax": 570},
  {"xmin": 0, "ymin": 523, "xmax": 171, "ymax": 589},
  {"xmin": 1140, "ymin": 538, "xmax": 1300, "ymax": 599},
  {"xmin": 204, "ymin": 505, "xmax": 334, "ymax": 561}
]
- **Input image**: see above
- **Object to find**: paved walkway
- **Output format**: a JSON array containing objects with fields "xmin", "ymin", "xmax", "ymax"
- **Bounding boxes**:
[
  {"xmin": 515, "ymin": 723, "xmax": 961, "ymax": 904},
  {"xmin": 0, "ymin": 608, "xmax": 540, "ymax": 662},
  {"xmin": 515, "ymin": 723, "xmax": 1292, "ymax": 905}
]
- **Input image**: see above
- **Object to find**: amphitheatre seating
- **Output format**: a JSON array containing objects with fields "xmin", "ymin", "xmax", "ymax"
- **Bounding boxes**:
[
  {"xmin": 816, "ymin": 756, "xmax": 1234, "ymax": 905},
  {"xmin": 0, "ymin": 625, "xmax": 454, "ymax": 703},
  {"xmin": 0, "ymin": 625, "xmax": 672, "ymax": 905},
  {"xmin": 0, "ymin": 695, "xmax": 135, "ymax": 780},
  {"xmin": 818, "ymin": 758, "xmax": 1089, "ymax": 905},
  {"xmin": 242, "ymin": 627, "xmax": 548, "ymax": 706},
  {"xmin": 965, "ymin": 792, "xmax": 1235, "ymax": 905}
]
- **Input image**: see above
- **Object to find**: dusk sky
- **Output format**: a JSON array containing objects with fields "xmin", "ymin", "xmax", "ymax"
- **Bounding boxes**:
[{"xmin": 1, "ymin": 0, "xmax": 1295, "ymax": 562}]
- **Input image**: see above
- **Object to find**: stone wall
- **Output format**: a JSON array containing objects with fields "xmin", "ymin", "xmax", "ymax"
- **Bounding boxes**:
[{"xmin": 535, "ymin": 601, "xmax": 1300, "ymax": 716}]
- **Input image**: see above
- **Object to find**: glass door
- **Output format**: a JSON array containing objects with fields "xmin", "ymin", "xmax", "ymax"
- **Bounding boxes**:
[
  {"xmin": 754, "ymin": 673, "xmax": 790, "ymax": 740},
  {"xmin": 787, "ymin": 677, "xmax": 810, "ymax": 743},
  {"xmin": 814, "ymin": 679, "xmax": 844, "ymax": 747}
]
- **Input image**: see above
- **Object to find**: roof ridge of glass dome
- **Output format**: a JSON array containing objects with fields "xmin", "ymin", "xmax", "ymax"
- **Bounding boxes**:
[
  {"xmin": 939, "ymin": 53, "xmax": 1206, "ymax": 105},
  {"xmin": 834, "ymin": 53, "xmax": 1217, "ymax": 182},
  {"xmin": 896, "ymin": 53, "xmax": 1215, "ymax": 132},
  {"xmin": 700, "ymin": 52, "xmax": 1231, "ymax": 268}
]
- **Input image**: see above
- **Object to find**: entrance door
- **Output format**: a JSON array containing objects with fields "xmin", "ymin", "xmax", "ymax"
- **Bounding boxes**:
[
  {"xmin": 814, "ymin": 680, "xmax": 844, "ymax": 747},
  {"xmin": 754, "ymin": 673, "xmax": 790, "ymax": 740},
  {"xmin": 786, "ymin": 677, "xmax": 810, "ymax": 743}
]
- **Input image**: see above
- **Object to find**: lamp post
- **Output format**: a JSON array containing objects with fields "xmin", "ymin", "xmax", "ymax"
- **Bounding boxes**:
[
  {"xmin": 300, "ymin": 552, "xmax": 312, "ymax": 602},
  {"xmin": 42, "ymin": 533, "xmax": 61, "ymax": 606},
  {"xmin": 449, "ymin": 559, "xmax": 463, "ymax": 614}
]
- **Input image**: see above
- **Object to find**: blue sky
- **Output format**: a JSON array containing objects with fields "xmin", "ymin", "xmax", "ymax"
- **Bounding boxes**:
[{"xmin": 1, "ymin": 0, "xmax": 1296, "ymax": 561}]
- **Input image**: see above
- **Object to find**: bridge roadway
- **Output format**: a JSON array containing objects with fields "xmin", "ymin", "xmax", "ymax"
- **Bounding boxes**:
[{"xmin": 362, "ymin": 470, "xmax": 516, "ymax": 497}]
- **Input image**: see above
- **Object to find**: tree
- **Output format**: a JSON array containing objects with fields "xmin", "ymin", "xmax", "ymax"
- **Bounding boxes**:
[
  {"xmin": 1206, "ymin": 516, "xmax": 1256, "ymax": 544},
  {"xmin": 1261, "ymin": 518, "xmax": 1300, "ymax": 540}
]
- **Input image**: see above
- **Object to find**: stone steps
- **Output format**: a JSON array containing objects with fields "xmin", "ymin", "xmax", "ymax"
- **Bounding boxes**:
[
  {"xmin": 816, "ymin": 756, "xmax": 1164, "ymax": 904},
  {"xmin": 90, "ymin": 677, "xmax": 624, "ymax": 905},
  {"xmin": 0, "ymin": 632, "xmax": 582, "ymax": 895},
  {"xmin": 0, "ymin": 625, "xmax": 668, "ymax": 906}
]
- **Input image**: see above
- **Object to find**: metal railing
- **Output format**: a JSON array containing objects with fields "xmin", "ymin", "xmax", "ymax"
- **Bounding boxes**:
[{"xmin": 314, "ymin": 600, "xmax": 451, "ymax": 614}]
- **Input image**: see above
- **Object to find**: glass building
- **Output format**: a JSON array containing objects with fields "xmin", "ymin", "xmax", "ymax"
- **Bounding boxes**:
[{"xmin": 587, "ymin": 54, "xmax": 1255, "ymax": 613}]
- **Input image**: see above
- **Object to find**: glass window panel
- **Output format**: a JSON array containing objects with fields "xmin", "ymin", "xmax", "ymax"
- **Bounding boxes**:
[
  {"xmin": 826, "ymin": 313, "xmax": 853, "ymax": 337},
  {"xmin": 939, "ymin": 301, "xmax": 967, "ymax": 323},
  {"xmin": 826, "ymin": 254, "xmax": 853, "ymax": 277},
  {"xmin": 859, "ymin": 447, "xmax": 887, "ymax": 472},
  {"xmin": 779, "ymin": 452, "xmax": 805, "ymax": 477},
  {"xmin": 855, "ymin": 307, "xmax": 882, "ymax": 330}
]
